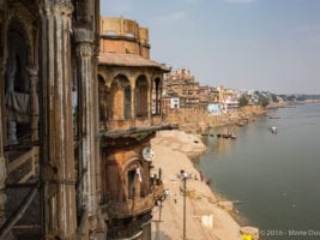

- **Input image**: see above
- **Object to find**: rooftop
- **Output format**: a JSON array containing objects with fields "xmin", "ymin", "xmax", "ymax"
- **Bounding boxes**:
[{"xmin": 98, "ymin": 52, "xmax": 170, "ymax": 72}]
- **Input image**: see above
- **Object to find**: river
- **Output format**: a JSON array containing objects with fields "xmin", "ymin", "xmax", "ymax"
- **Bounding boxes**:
[{"xmin": 197, "ymin": 103, "xmax": 320, "ymax": 240}]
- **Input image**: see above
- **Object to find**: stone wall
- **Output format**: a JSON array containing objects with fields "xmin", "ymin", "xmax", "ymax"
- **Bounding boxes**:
[{"xmin": 164, "ymin": 105, "xmax": 266, "ymax": 133}]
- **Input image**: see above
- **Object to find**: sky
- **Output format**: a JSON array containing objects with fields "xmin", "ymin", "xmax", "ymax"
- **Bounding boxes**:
[{"xmin": 100, "ymin": 0, "xmax": 320, "ymax": 94}]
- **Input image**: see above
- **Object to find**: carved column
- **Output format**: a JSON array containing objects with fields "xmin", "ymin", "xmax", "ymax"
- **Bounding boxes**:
[
  {"xmin": 92, "ymin": 41, "xmax": 106, "ymax": 238},
  {"xmin": 28, "ymin": 65, "xmax": 39, "ymax": 142},
  {"xmin": 74, "ymin": 27, "xmax": 99, "ymax": 238},
  {"xmin": 0, "ymin": 57, "xmax": 7, "ymax": 230},
  {"xmin": 0, "ymin": 57, "xmax": 14, "ymax": 240},
  {"xmin": 40, "ymin": 1, "xmax": 77, "ymax": 239}
]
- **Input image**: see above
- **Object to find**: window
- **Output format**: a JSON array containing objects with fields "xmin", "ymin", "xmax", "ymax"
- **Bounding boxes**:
[
  {"xmin": 135, "ymin": 76, "xmax": 148, "ymax": 118},
  {"xmin": 110, "ymin": 75, "xmax": 132, "ymax": 120},
  {"xmin": 124, "ymin": 86, "xmax": 131, "ymax": 119},
  {"xmin": 128, "ymin": 169, "xmax": 136, "ymax": 199}
]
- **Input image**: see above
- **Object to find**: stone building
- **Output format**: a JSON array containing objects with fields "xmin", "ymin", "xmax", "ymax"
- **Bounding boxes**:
[
  {"xmin": 216, "ymin": 86, "xmax": 239, "ymax": 112},
  {"xmin": 1, "ymin": 0, "xmax": 100, "ymax": 239},
  {"xmin": 1, "ymin": 4, "xmax": 174, "ymax": 240},
  {"xmin": 199, "ymin": 86, "xmax": 219, "ymax": 110},
  {"xmin": 165, "ymin": 68, "xmax": 200, "ymax": 109},
  {"xmin": 97, "ymin": 17, "xmax": 174, "ymax": 239}
]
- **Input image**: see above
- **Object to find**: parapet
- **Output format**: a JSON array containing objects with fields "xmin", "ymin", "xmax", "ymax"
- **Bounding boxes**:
[{"xmin": 100, "ymin": 17, "xmax": 150, "ymax": 58}]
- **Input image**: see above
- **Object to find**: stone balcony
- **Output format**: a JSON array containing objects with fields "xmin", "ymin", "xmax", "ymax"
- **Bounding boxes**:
[
  {"xmin": 106, "ymin": 115, "xmax": 163, "ymax": 131},
  {"xmin": 102, "ymin": 183, "xmax": 164, "ymax": 219}
]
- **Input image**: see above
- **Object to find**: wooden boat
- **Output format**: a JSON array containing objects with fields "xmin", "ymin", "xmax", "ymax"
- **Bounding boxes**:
[{"xmin": 222, "ymin": 133, "xmax": 230, "ymax": 138}]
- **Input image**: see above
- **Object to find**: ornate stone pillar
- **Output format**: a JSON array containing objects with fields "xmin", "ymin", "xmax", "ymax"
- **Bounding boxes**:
[
  {"xmin": 28, "ymin": 65, "xmax": 39, "ymax": 142},
  {"xmin": 40, "ymin": 1, "xmax": 77, "ymax": 239},
  {"xmin": 0, "ymin": 57, "xmax": 7, "ymax": 230},
  {"xmin": 0, "ymin": 57, "xmax": 14, "ymax": 240},
  {"xmin": 73, "ymin": 27, "xmax": 98, "ymax": 238},
  {"xmin": 92, "ymin": 42, "xmax": 106, "ymax": 238}
]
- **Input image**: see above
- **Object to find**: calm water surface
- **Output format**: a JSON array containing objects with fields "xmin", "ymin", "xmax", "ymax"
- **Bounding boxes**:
[{"xmin": 197, "ymin": 103, "xmax": 320, "ymax": 240}]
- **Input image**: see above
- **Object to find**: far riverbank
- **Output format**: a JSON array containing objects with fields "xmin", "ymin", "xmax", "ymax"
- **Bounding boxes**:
[{"xmin": 164, "ymin": 105, "xmax": 267, "ymax": 135}]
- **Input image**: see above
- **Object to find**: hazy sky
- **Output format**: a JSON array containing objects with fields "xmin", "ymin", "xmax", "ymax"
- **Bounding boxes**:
[{"xmin": 100, "ymin": 0, "xmax": 320, "ymax": 94}]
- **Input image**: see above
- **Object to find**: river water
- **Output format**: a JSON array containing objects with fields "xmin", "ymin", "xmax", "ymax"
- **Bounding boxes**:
[{"xmin": 197, "ymin": 103, "xmax": 320, "ymax": 240}]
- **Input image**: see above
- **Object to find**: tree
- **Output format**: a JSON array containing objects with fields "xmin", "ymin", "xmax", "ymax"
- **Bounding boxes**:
[
  {"xmin": 271, "ymin": 94, "xmax": 279, "ymax": 103},
  {"xmin": 239, "ymin": 95, "xmax": 249, "ymax": 107}
]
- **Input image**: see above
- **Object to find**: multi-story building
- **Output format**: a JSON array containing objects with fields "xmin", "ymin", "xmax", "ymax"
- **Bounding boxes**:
[
  {"xmin": 165, "ymin": 68, "xmax": 200, "ymax": 109},
  {"xmin": 216, "ymin": 86, "xmax": 239, "ymax": 112},
  {"xmin": 0, "ymin": 2, "xmax": 175, "ymax": 240},
  {"xmin": 199, "ymin": 86, "xmax": 219, "ymax": 110},
  {"xmin": 0, "ymin": 1, "xmax": 103, "ymax": 239},
  {"xmin": 97, "ymin": 17, "xmax": 175, "ymax": 240}
]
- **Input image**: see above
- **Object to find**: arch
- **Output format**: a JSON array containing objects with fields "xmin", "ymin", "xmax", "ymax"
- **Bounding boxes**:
[
  {"xmin": 5, "ymin": 17, "xmax": 32, "ymax": 143},
  {"xmin": 98, "ymin": 74, "xmax": 108, "ymax": 122},
  {"xmin": 135, "ymin": 75, "xmax": 148, "ymax": 118},
  {"xmin": 123, "ymin": 158, "xmax": 144, "ymax": 199},
  {"xmin": 151, "ymin": 78, "xmax": 162, "ymax": 115},
  {"xmin": 6, "ymin": 17, "xmax": 31, "ymax": 93},
  {"xmin": 109, "ymin": 74, "xmax": 132, "ymax": 120}
]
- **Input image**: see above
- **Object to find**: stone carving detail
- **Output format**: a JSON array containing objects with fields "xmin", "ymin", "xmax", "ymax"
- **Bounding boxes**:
[{"xmin": 40, "ymin": 0, "xmax": 73, "ymax": 17}]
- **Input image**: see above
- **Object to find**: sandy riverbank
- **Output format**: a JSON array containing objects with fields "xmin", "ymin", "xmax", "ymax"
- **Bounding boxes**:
[{"xmin": 150, "ymin": 130, "xmax": 245, "ymax": 240}]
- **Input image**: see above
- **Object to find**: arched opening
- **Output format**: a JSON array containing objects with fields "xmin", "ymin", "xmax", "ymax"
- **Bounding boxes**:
[
  {"xmin": 124, "ymin": 85, "xmax": 131, "ymax": 119},
  {"xmin": 109, "ymin": 74, "xmax": 132, "ymax": 120},
  {"xmin": 5, "ymin": 18, "xmax": 32, "ymax": 145},
  {"xmin": 135, "ymin": 76, "xmax": 148, "ymax": 118},
  {"xmin": 98, "ymin": 74, "xmax": 108, "ymax": 122},
  {"xmin": 125, "ymin": 160, "xmax": 143, "ymax": 200}
]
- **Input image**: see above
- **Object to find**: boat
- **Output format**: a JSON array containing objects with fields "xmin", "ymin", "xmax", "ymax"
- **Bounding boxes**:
[
  {"xmin": 222, "ymin": 133, "xmax": 230, "ymax": 138},
  {"xmin": 270, "ymin": 126, "xmax": 277, "ymax": 134},
  {"xmin": 236, "ymin": 122, "xmax": 245, "ymax": 127},
  {"xmin": 230, "ymin": 133, "xmax": 237, "ymax": 139},
  {"xmin": 269, "ymin": 116, "xmax": 281, "ymax": 119}
]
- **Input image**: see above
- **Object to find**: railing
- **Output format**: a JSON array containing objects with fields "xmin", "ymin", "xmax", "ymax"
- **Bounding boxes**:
[
  {"xmin": 102, "ymin": 184, "xmax": 164, "ymax": 219},
  {"xmin": 107, "ymin": 116, "xmax": 164, "ymax": 131},
  {"xmin": 7, "ymin": 147, "xmax": 39, "ymax": 184}
]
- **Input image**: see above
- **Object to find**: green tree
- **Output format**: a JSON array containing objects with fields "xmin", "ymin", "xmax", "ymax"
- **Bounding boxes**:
[
  {"xmin": 271, "ymin": 94, "xmax": 279, "ymax": 102},
  {"xmin": 259, "ymin": 95, "xmax": 269, "ymax": 107},
  {"xmin": 239, "ymin": 95, "xmax": 249, "ymax": 107}
]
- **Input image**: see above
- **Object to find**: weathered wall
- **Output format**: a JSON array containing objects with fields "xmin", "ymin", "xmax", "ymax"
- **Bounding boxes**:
[
  {"xmin": 164, "ymin": 105, "xmax": 266, "ymax": 133},
  {"xmin": 100, "ymin": 17, "xmax": 150, "ymax": 58}
]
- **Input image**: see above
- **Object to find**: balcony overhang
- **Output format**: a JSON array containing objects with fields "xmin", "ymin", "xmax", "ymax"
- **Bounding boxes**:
[
  {"xmin": 98, "ymin": 52, "xmax": 170, "ymax": 72},
  {"xmin": 102, "ymin": 184, "xmax": 164, "ymax": 219},
  {"xmin": 98, "ymin": 124, "xmax": 179, "ymax": 149},
  {"xmin": 98, "ymin": 124, "xmax": 178, "ymax": 138}
]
